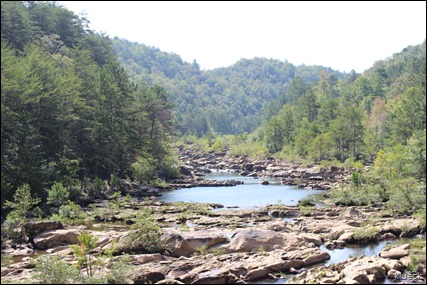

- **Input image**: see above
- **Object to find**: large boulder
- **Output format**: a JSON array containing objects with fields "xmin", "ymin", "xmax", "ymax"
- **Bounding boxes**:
[
  {"xmin": 379, "ymin": 244, "xmax": 410, "ymax": 259},
  {"xmin": 33, "ymin": 229, "xmax": 81, "ymax": 249},
  {"xmin": 163, "ymin": 232, "xmax": 228, "ymax": 257},
  {"xmin": 25, "ymin": 221, "xmax": 63, "ymax": 237},
  {"xmin": 285, "ymin": 248, "xmax": 331, "ymax": 266},
  {"xmin": 244, "ymin": 267, "xmax": 270, "ymax": 281},
  {"xmin": 300, "ymin": 233, "xmax": 322, "ymax": 246},
  {"xmin": 222, "ymin": 230, "xmax": 286, "ymax": 253}
]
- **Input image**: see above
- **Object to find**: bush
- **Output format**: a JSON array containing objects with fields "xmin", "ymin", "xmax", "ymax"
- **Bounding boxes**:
[
  {"xmin": 105, "ymin": 256, "xmax": 132, "ymax": 284},
  {"xmin": 131, "ymin": 157, "xmax": 156, "ymax": 182},
  {"xmin": 71, "ymin": 232, "xmax": 99, "ymax": 277},
  {"xmin": 387, "ymin": 179, "xmax": 426, "ymax": 214},
  {"xmin": 84, "ymin": 177, "xmax": 108, "ymax": 199},
  {"xmin": 298, "ymin": 195, "xmax": 316, "ymax": 207},
  {"xmin": 51, "ymin": 200, "xmax": 86, "ymax": 225},
  {"xmin": 47, "ymin": 182, "xmax": 69, "ymax": 209},
  {"xmin": 353, "ymin": 226, "xmax": 378, "ymax": 243},
  {"xmin": 330, "ymin": 184, "xmax": 382, "ymax": 207},
  {"xmin": 34, "ymin": 255, "xmax": 81, "ymax": 284},
  {"xmin": 117, "ymin": 208, "xmax": 166, "ymax": 254}
]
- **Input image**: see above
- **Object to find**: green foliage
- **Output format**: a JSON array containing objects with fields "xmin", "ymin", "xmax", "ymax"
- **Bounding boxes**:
[
  {"xmin": 1, "ymin": 2, "xmax": 176, "ymax": 215},
  {"xmin": 117, "ymin": 208, "xmax": 165, "ymax": 254},
  {"xmin": 113, "ymin": 38, "xmax": 345, "ymax": 135},
  {"xmin": 34, "ymin": 255, "xmax": 81, "ymax": 284},
  {"xmin": 387, "ymin": 179, "xmax": 426, "ymax": 214},
  {"xmin": 33, "ymin": 251, "xmax": 132, "ymax": 284},
  {"xmin": 352, "ymin": 226, "xmax": 378, "ymax": 242},
  {"xmin": 298, "ymin": 195, "xmax": 316, "ymax": 207},
  {"xmin": 257, "ymin": 245, "xmax": 266, "ymax": 253},
  {"xmin": 407, "ymin": 239, "xmax": 426, "ymax": 272},
  {"xmin": 47, "ymin": 182, "xmax": 69, "ymax": 209},
  {"xmin": 51, "ymin": 200, "xmax": 86, "ymax": 225},
  {"xmin": 298, "ymin": 205, "xmax": 315, "ymax": 217},
  {"xmin": 210, "ymin": 247, "xmax": 225, "ymax": 256},
  {"xmin": 330, "ymin": 184, "xmax": 383, "ymax": 207},
  {"xmin": 85, "ymin": 178, "xmax": 108, "ymax": 200},
  {"xmin": 350, "ymin": 172, "xmax": 366, "ymax": 187},
  {"xmin": 131, "ymin": 156, "xmax": 156, "ymax": 182},
  {"xmin": 105, "ymin": 256, "xmax": 132, "ymax": 284},
  {"xmin": 4, "ymin": 184, "xmax": 40, "ymax": 242},
  {"xmin": 195, "ymin": 245, "xmax": 209, "ymax": 256},
  {"xmin": 71, "ymin": 232, "xmax": 99, "ymax": 277},
  {"xmin": 413, "ymin": 210, "xmax": 426, "ymax": 229},
  {"xmin": 5, "ymin": 184, "xmax": 40, "ymax": 219}
]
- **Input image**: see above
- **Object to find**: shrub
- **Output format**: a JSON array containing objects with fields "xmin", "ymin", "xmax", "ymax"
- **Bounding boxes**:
[
  {"xmin": 51, "ymin": 200, "xmax": 86, "ymax": 225},
  {"xmin": 131, "ymin": 157, "xmax": 156, "ymax": 182},
  {"xmin": 387, "ymin": 179, "xmax": 426, "ymax": 214},
  {"xmin": 353, "ymin": 226, "xmax": 378, "ymax": 243},
  {"xmin": 298, "ymin": 195, "xmax": 316, "ymax": 207},
  {"xmin": 84, "ymin": 177, "xmax": 108, "ymax": 199},
  {"xmin": 47, "ymin": 182, "xmax": 69, "ymax": 209},
  {"xmin": 34, "ymin": 255, "xmax": 81, "ymax": 284},
  {"xmin": 195, "ymin": 245, "xmax": 209, "ymax": 256},
  {"xmin": 105, "ymin": 256, "xmax": 132, "ymax": 284},
  {"xmin": 330, "ymin": 184, "xmax": 382, "ymax": 207},
  {"xmin": 210, "ymin": 247, "xmax": 225, "ymax": 256},
  {"xmin": 117, "ymin": 208, "xmax": 166, "ymax": 254}
]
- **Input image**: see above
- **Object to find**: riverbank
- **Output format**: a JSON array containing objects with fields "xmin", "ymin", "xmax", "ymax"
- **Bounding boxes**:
[{"xmin": 1, "ymin": 196, "xmax": 425, "ymax": 284}]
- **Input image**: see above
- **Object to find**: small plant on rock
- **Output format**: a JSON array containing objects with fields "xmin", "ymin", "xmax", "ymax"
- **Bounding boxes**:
[{"xmin": 71, "ymin": 232, "xmax": 99, "ymax": 277}]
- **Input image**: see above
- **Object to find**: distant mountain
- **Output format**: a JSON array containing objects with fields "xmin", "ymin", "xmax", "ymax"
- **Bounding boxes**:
[{"xmin": 112, "ymin": 37, "xmax": 346, "ymax": 135}]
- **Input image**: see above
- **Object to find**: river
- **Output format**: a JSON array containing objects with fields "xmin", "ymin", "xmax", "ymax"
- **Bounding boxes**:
[{"xmin": 159, "ymin": 171, "xmax": 327, "ymax": 208}]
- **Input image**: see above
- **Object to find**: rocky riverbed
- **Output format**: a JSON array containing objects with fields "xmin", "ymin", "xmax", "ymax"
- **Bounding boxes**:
[
  {"xmin": 174, "ymin": 147, "xmax": 352, "ymax": 191},
  {"xmin": 1, "ymin": 197, "xmax": 425, "ymax": 284}
]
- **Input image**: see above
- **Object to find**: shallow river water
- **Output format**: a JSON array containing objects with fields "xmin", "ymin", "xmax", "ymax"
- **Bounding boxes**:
[
  {"xmin": 159, "ymin": 171, "xmax": 326, "ymax": 208},
  {"xmin": 160, "ymin": 172, "xmax": 425, "ymax": 284}
]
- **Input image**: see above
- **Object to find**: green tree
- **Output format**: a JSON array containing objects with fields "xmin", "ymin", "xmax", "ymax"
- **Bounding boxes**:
[
  {"xmin": 310, "ymin": 133, "xmax": 334, "ymax": 161},
  {"xmin": 297, "ymin": 90, "xmax": 318, "ymax": 122},
  {"xmin": 47, "ymin": 182, "xmax": 69, "ymax": 209},
  {"xmin": 294, "ymin": 119, "xmax": 318, "ymax": 157},
  {"xmin": 388, "ymin": 87, "xmax": 426, "ymax": 144},
  {"xmin": 71, "ymin": 232, "xmax": 99, "ymax": 277},
  {"xmin": 4, "ymin": 184, "xmax": 40, "ymax": 242},
  {"xmin": 265, "ymin": 115, "xmax": 285, "ymax": 154},
  {"xmin": 1, "ymin": 1, "xmax": 34, "ymax": 51},
  {"xmin": 330, "ymin": 105, "xmax": 365, "ymax": 160}
]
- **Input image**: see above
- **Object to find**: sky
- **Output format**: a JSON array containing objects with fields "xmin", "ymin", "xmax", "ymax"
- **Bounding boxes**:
[{"xmin": 59, "ymin": 1, "xmax": 426, "ymax": 73}]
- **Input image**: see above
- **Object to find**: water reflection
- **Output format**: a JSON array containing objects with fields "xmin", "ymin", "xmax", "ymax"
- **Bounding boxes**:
[{"xmin": 160, "ymin": 172, "xmax": 326, "ymax": 209}]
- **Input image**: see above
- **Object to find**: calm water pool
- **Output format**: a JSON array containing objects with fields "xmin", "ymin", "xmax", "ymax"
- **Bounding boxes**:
[{"xmin": 159, "ymin": 172, "xmax": 326, "ymax": 209}]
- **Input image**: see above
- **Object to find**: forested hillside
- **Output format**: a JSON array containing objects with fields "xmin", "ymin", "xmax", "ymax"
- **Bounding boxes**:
[
  {"xmin": 1, "ymin": 1, "xmax": 176, "ymax": 212},
  {"xmin": 189, "ymin": 40, "xmax": 425, "ymax": 216},
  {"xmin": 261, "ymin": 41, "xmax": 426, "ymax": 162},
  {"xmin": 113, "ymin": 38, "xmax": 345, "ymax": 135}
]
